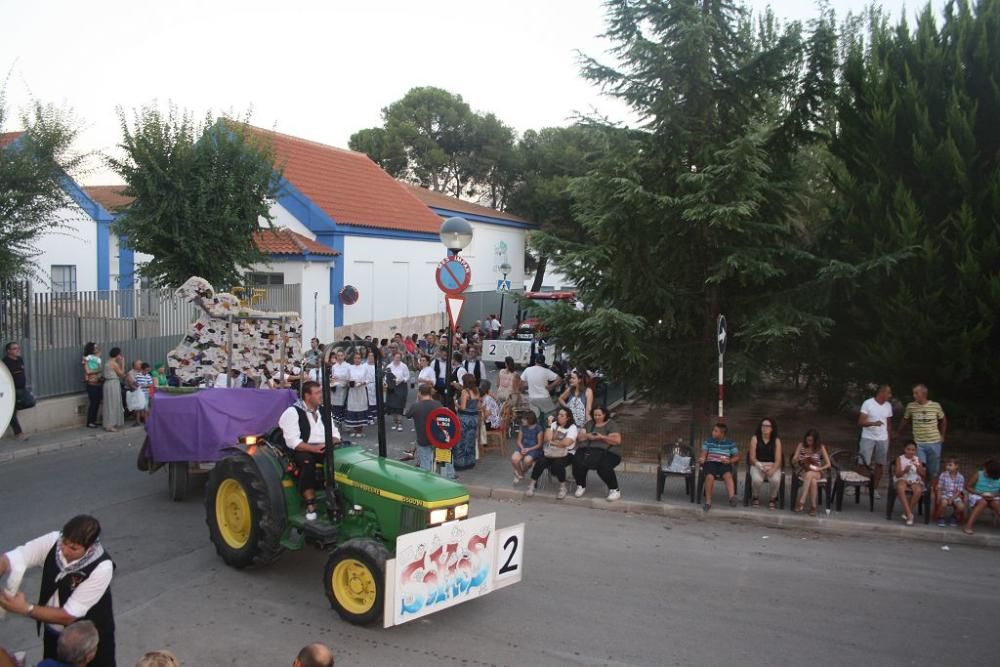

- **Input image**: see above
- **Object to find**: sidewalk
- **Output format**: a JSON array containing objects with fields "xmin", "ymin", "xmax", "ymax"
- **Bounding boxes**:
[
  {"xmin": 0, "ymin": 423, "xmax": 141, "ymax": 464},
  {"xmin": 454, "ymin": 447, "xmax": 1000, "ymax": 549}
]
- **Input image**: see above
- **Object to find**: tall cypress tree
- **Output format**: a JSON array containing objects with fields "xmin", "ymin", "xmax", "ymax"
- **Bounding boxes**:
[
  {"xmin": 826, "ymin": 0, "xmax": 1000, "ymax": 422},
  {"xmin": 532, "ymin": 0, "xmax": 835, "ymax": 415}
]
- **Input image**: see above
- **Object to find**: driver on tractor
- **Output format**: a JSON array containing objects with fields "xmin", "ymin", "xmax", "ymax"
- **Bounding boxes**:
[{"xmin": 277, "ymin": 381, "xmax": 340, "ymax": 521}]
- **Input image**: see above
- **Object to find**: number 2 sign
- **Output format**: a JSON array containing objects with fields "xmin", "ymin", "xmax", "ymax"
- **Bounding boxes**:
[{"xmin": 493, "ymin": 523, "xmax": 525, "ymax": 589}]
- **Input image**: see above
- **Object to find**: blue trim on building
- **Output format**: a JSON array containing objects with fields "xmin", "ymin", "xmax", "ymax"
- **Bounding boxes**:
[
  {"xmin": 274, "ymin": 177, "xmax": 338, "ymax": 233},
  {"xmin": 315, "ymin": 233, "xmax": 346, "ymax": 327},
  {"xmin": 61, "ymin": 177, "xmax": 115, "ymax": 291},
  {"xmin": 267, "ymin": 252, "xmax": 336, "ymax": 263},
  {"xmin": 118, "ymin": 235, "xmax": 135, "ymax": 290},
  {"xmin": 427, "ymin": 205, "xmax": 537, "ymax": 230},
  {"xmin": 333, "ymin": 225, "xmax": 438, "ymax": 242}
]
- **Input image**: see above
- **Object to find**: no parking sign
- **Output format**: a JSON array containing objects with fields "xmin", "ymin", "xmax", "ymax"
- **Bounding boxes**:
[{"xmin": 426, "ymin": 407, "xmax": 461, "ymax": 462}]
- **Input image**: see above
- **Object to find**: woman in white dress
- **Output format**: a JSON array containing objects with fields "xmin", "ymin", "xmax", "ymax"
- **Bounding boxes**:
[
  {"xmin": 344, "ymin": 352, "xmax": 369, "ymax": 438},
  {"xmin": 364, "ymin": 352, "xmax": 378, "ymax": 424},
  {"xmin": 329, "ymin": 349, "xmax": 350, "ymax": 424}
]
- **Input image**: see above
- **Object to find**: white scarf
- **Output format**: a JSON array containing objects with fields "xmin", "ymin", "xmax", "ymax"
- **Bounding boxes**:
[{"xmin": 55, "ymin": 539, "xmax": 105, "ymax": 582}]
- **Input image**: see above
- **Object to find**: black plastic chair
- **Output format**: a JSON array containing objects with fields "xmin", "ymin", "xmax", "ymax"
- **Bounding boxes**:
[
  {"xmin": 656, "ymin": 440, "xmax": 696, "ymax": 503},
  {"xmin": 743, "ymin": 458, "xmax": 786, "ymax": 509},
  {"xmin": 830, "ymin": 449, "xmax": 875, "ymax": 512}
]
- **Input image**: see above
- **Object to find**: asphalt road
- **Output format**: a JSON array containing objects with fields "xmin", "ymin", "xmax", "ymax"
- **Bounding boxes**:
[{"xmin": 0, "ymin": 433, "xmax": 996, "ymax": 667}]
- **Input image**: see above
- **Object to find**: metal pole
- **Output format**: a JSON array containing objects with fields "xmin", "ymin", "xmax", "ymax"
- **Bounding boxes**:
[
  {"xmin": 226, "ymin": 315, "xmax": 234, "ymax": 388},
  {"xmin": 718, "ymin": 352, "xmax": 724, "ymax": 419},
  {"xmin": 498, "ymin": 271, "xmax": 508, "ymax": 327}
]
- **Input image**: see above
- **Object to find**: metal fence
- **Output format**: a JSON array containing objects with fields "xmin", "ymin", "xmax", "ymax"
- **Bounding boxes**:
[{"xmin": 1, "ymin": 282, "xmax": 301, "ymax": 399}]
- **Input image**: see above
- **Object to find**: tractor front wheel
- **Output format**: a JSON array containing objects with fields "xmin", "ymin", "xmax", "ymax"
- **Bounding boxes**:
[
  {"xmin": 205, "ymin": 455, "xmax": 284, "ymax": 568},
  {"xmin": 324, "ymin": 538, "xmax": 389, "ymax": 626}
]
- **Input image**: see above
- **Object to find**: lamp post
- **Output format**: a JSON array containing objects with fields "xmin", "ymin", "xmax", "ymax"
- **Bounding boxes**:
[
  {"xmin": 497, "ymin": 261, "xmax": 512, "ymax": 333},
  {"xmin": 439, "ymin": 217, "xmax": 473, "ymax": 407}
]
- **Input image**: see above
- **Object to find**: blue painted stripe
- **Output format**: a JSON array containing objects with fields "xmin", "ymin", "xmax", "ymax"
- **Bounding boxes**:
[
  {"xmin": 427, "ymin": 206, "xmax": 537, "ymax": 229},
  {"xmin": 60, "ymin": 176, "xmax": 115, "ymax": 291},
  {"xmin": 316, "ymin": 232, "xmax": 346, "ymax": 327},
  {"xmin": 267, "ymin": 252, "xmax": 336, "ymax": 263},
  {"xmin": 333, "ymin": 224, "xmax": 438, "ymax": 242},
  {"xmin": 274, "ymin": 177, "xmax": 338, "ymax": 233}
]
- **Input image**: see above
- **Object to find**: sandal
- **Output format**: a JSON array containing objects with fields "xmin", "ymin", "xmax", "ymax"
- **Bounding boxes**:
[
  {"xmin": 752, "ymin": 498, "xmax": 760, "ymax": 508},
  {"xmin": 808, "ymin": 507, "xmax": 817, "ymax": 517},
  {"xmin": 768, "ymin": 501, "xmax": 776, "ymax": 511},
  {"xmin": 794, "ymin": 503, "xmax": 805, "ymax": 513},
  {"xmin": 963, "ymin": 528, "xmax": 975, "ymax": 535}
]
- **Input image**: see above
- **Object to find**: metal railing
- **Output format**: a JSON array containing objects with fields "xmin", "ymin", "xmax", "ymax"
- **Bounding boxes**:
[{"xmin": 1, "ymin": 282, "xmax": 302, "ymax": 399}]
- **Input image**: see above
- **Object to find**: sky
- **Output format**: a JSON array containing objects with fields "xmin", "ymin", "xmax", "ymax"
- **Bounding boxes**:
[{"xmin": 1, "ymin": 0, "xmax": 925, "ymax": 185}]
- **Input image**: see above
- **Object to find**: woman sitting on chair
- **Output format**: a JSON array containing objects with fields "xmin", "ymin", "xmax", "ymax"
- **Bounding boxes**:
[
  {"xmin": 749, "ymin": 417, "xmax": 783, "ymax": 510},
  {"xmin": 894, "ymin": 439, "xmax": 927, "ymax": 526},
  {"xmin": 792, "ymin": 429, "xmax": 831, "ymax": 516},
  {"xmin": 572, "ymin": 405, "xmax": 622, "ymax": 502}
]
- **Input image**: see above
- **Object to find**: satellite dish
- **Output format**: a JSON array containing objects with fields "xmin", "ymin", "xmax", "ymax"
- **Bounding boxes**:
[{"xmin": 0, "ymin": 362, "xmax": 15, "ymax": 436}]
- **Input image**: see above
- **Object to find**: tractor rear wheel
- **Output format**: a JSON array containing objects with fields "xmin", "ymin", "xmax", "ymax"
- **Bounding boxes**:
[
  {"xmin": 324, "ymin": 538, "xmax": 389, "ymax": 626},
  {"xmin": 205, "ymin": 455, "xmax": 284, "ymax": 568}
]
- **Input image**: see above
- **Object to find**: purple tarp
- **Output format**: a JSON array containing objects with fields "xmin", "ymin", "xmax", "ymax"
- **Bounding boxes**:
[{"xmin": 146, "ymin": 388, "xmax": 296, "ymax": 463}]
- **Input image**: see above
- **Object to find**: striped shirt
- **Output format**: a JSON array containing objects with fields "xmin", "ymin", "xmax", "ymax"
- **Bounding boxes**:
[
  {"xmin": 134, "ymin": 372, "xmax": 153, "ymax": 395},
  {"xmin": 903, "ymin": 400, "xmax": 945, "ymax": 444},
  {"xmin": 702, "ymin": 438, "xmax": 737, "ymax": 462}
]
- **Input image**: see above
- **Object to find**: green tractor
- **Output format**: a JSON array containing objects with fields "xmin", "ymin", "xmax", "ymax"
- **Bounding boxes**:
[{"xmin": 204, "ymin": 340, "xmax": 469, "ymax": 625}]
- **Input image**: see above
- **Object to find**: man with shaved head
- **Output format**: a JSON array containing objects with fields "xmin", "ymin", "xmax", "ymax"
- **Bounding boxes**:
[{"xmin": 293, "ymin": 643, "xmax": 334, "ymax": 667}]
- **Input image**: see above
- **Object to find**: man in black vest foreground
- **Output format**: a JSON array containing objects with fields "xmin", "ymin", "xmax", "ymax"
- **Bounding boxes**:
[
  {"xmin": 278, "ymin": 380, "xmax": 340, "ymax": 521},
  {"xmin": 0, "ymin": 515, "xmax": 116, "ymax": 667}
]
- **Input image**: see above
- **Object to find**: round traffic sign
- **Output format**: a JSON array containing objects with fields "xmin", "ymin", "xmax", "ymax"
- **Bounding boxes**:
[
  {"xmin": 339, "ymin": 285, "xmax": 359, "ymax": 305},
  {"xmin": 717, "ymin": 314, "xmax": 727, "ymax": 357},
  {"xmin": 426, "ymin": 407, "xmax": 462, "ymax": 449},
  {"xmin": 435, "ymin": 256, "xmax": 472, "ymax": 295}
]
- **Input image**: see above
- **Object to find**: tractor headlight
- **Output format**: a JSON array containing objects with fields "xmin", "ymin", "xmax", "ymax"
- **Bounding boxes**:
[
  {"xmin": 429, "ymin": 508, "xmax": 449, "ymax": 525},
  {"xmin": 240, "ymin": 435, "xmax": 257, "ymax": 445},
  {"xmin": 453, "ymin": 503, "xmax": 469, "ymax": 519}
]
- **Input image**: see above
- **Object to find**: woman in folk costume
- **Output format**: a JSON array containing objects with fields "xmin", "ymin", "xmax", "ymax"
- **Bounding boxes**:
[{"xmin": 344, "ymin": 352, "xmax": 370, "ymax": 439}]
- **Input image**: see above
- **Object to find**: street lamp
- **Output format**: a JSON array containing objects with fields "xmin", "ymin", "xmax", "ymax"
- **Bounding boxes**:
[
  {"xmin": 439, "ymin": 217, "xmax": 473, "ymax": 407},
  {"xmin": 497, "ymin": 261, "xmax": 512, "ymax": 333}
]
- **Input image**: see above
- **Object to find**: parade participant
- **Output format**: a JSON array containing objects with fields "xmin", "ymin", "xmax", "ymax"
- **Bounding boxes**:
[
  {"xmin": 526, "ymin": 407, "xmax": 578, "ymax": 499},
  {"xmin": 463, "ymin": 346, "xmax": 488, "ymax": 385},
  {"xmin": 572, "ymin": 405, "xmax": 622, "ymax": 501},
  {"xmin": 432, "ymin": 347, "xmax": 449, "ymax": 397},
  {"xmin": 329, "ymin": 350, "xmax": 350, "ymax": 424},
  {"xmin": 699, "ymin": 422, "xmax": 740, "ymax": 512},
  {"xmin": 858, "ymin": 384, "xmax": 893, "ymax": 498},
  {"xmin": 0, "ymin": 515, "xmax": 116, "ymax": 667},
  {"xmin": 749, "ymin": 417, "xmax": 783, "ymax": 509},
  {"xmin": 277, "ymin": 381, "xmax": 340, "ymax": 521},
  {"xmin": 896, "ymin": 383, "xmax": 947, "ymax": 480},
  {"xmin": 364, "ymin": 352, "xmax": 378, "ymax": 425},
  {"xmin": 385, "ymin": 353, "xmax": 410, "ymax": 431},
  {"xmin": 344, "ymin": 352, "xmax": 369, "ymax": 439}
]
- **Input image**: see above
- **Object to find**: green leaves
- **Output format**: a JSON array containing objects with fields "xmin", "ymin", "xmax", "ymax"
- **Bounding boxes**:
[{"xmin": 107, "ymin": 107, "xmax": 280, "ymax": 288}]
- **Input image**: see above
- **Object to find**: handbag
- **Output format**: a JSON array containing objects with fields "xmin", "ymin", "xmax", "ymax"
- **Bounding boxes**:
[
  {"xmin": 126, "ymin": 388, "xmax": 147, "ymax": 411},
  {"xmin": 576, "ymin": 446, "xmax": 605, "ymax": 468},
  {"xmin": 543, "ymin": 428, "xmax": 570, "ymax": 458},
  {"xmin": 15, "ymin": 388, "xmax": 36, "ymax": 410}
]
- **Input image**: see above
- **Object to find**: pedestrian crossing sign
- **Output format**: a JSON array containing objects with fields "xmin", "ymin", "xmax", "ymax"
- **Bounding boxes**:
[{"xmin": 496, "ymin": 279, "xmax": 511, "ymax": 293}]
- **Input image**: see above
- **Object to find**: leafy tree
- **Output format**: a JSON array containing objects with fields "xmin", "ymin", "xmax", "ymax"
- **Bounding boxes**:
[
  {"xmin": 108, "ymin": 107, "xmax": 281, "ymax": 288},
  {"xmin": 0, "ymin": 90, "xmax": 87, "ymax": 283},
  {"xmin": 825, "ymin": 0, "xmax": 1000, "ymax": 421},
  {"xmin": 532, "ymin": 0, "xmax": 836, "ymax": 415}
]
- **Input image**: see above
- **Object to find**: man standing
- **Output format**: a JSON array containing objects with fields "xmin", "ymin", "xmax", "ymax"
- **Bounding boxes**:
[
  {"xmin": 858, "ymin": 384, "xmax": 893, "ymax": 499},
  {"xmin": 405, "ymin": 385, "xmax": 456, "ymax": 479},
  {"xmin": 463, "ymin": 346, "xmax": 488, "ymax": 386},
  {"xmin": 896, "ymin": 384, "xmax": 947, "ymax": 480},
  {"xmin": 3, "ymin": 341, "xmax": 31, "ymax": 440},
  {"xmin": 520, "ymin": 354, "xmax": 561, "ymax": 419},
  {"xmin": 0, "ymin": 516, "xmax": 116, "ymax": 667},
  {"xmin": 278, "ymin": 381, "xmax": 339, "ymax": 521}
]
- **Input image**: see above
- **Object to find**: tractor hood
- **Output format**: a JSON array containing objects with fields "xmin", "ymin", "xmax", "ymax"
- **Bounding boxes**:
[{"xmin": 333, "ymin": 446, "xmax": 469, "ymax": 507}]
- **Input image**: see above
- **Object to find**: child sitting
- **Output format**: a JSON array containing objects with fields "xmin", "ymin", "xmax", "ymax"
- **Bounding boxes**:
[
  {"xmin": 962, "ymin": 458, "xmax": 1000, "ymax": 535},
  {"xmin": 511, "ymin": 411, "xmax": 543, "ymax": 484},
  {"xmin": 699, "ymin": 422, "xmax": 741, "ymax": 511},
  {"xmin": 894, "ymin": 440, "xmax": 926, "ymax": 526},
  {"xmin": 936, "ymin": 456, "xmax": 965, "ymax": 527}
]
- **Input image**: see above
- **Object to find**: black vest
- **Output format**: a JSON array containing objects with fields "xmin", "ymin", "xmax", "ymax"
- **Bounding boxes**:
[
  {"xmin": 39, "ymin": 544, "xmax": 116, "ymax": 666},
  {"xmin": 464, "ymin": 360, "xmax": 483, "ymax": 384},
  {"xmin": 293, "ymin": 406, "xmax": 319, "ymax": 444}
]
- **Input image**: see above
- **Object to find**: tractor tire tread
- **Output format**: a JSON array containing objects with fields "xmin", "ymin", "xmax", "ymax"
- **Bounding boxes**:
[{"xmin": 205, "ymin": 454, "xmax": 285, "ymax": 569}]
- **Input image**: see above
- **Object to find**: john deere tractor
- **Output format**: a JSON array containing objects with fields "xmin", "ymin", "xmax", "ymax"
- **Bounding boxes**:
[{"xmin": 204, "ymin": 340, "xmax": 469, "ymax": 625}]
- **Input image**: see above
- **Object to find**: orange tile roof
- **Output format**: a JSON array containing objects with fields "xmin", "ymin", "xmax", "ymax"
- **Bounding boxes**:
[
  {"xmin": 244, "ymin": 125, "xmax": 442, "ymax": 235},
  {"xmin": 403, "ymin": 184, "xmax": 534, "ymax": 225},
  {"xmin": 0, "ymin": 131, "xmax": 24, "ymax": 149},
  {"xmin": 83, "ymin": 185, "xmax": 133, "ymax": 213},
  {"xmin": 254, "ymin": 228, "xmax": 339, "ymax": 257}
]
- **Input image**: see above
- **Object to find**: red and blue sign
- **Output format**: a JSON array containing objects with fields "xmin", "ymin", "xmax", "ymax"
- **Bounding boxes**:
[
  {"xmin": 426, "ymin": 407, "xmax": 462, "ymax": 450},
  {"xmin": 435, "ymin": 256, "xmax": 472, "ymax": 295}
]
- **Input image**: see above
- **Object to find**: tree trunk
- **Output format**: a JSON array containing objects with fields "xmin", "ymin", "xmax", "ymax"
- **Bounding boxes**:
[{"xmin": 530, "ymin": 255, "xmax": 548, "ymax": 292}]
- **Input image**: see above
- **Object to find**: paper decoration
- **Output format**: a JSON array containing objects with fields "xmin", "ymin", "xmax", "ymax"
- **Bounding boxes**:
[{"xmin": 167, "ymin": 277, "xmax": 304, "ymax": 384}]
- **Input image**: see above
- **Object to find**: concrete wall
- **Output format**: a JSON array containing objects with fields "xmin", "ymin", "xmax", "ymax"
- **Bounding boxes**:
[{"xmin": 7, "ymin": 394, "xmax": 91, "ymax": 435}]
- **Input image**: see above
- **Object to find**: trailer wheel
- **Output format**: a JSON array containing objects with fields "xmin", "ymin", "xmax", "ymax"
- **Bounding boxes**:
[
  {"xmin": 168, "ymin": 462, "xmax": 189, "ymax": 501},
  {"xmin": 205, "ymin": 455, "xmax": 284, "ymax": 568},
  {"xmin": 324, "ymin": 538, "xmax": 389, "ymax": 625}
]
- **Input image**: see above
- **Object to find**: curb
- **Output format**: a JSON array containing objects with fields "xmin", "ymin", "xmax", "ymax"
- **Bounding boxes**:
[
  {"xmin": 0, "ymin": 429, "xmax": 133, "ymax": 464},
  {"xmin": 464, "ymin": 483, "xmax": 1000, "ymax": 550}
]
